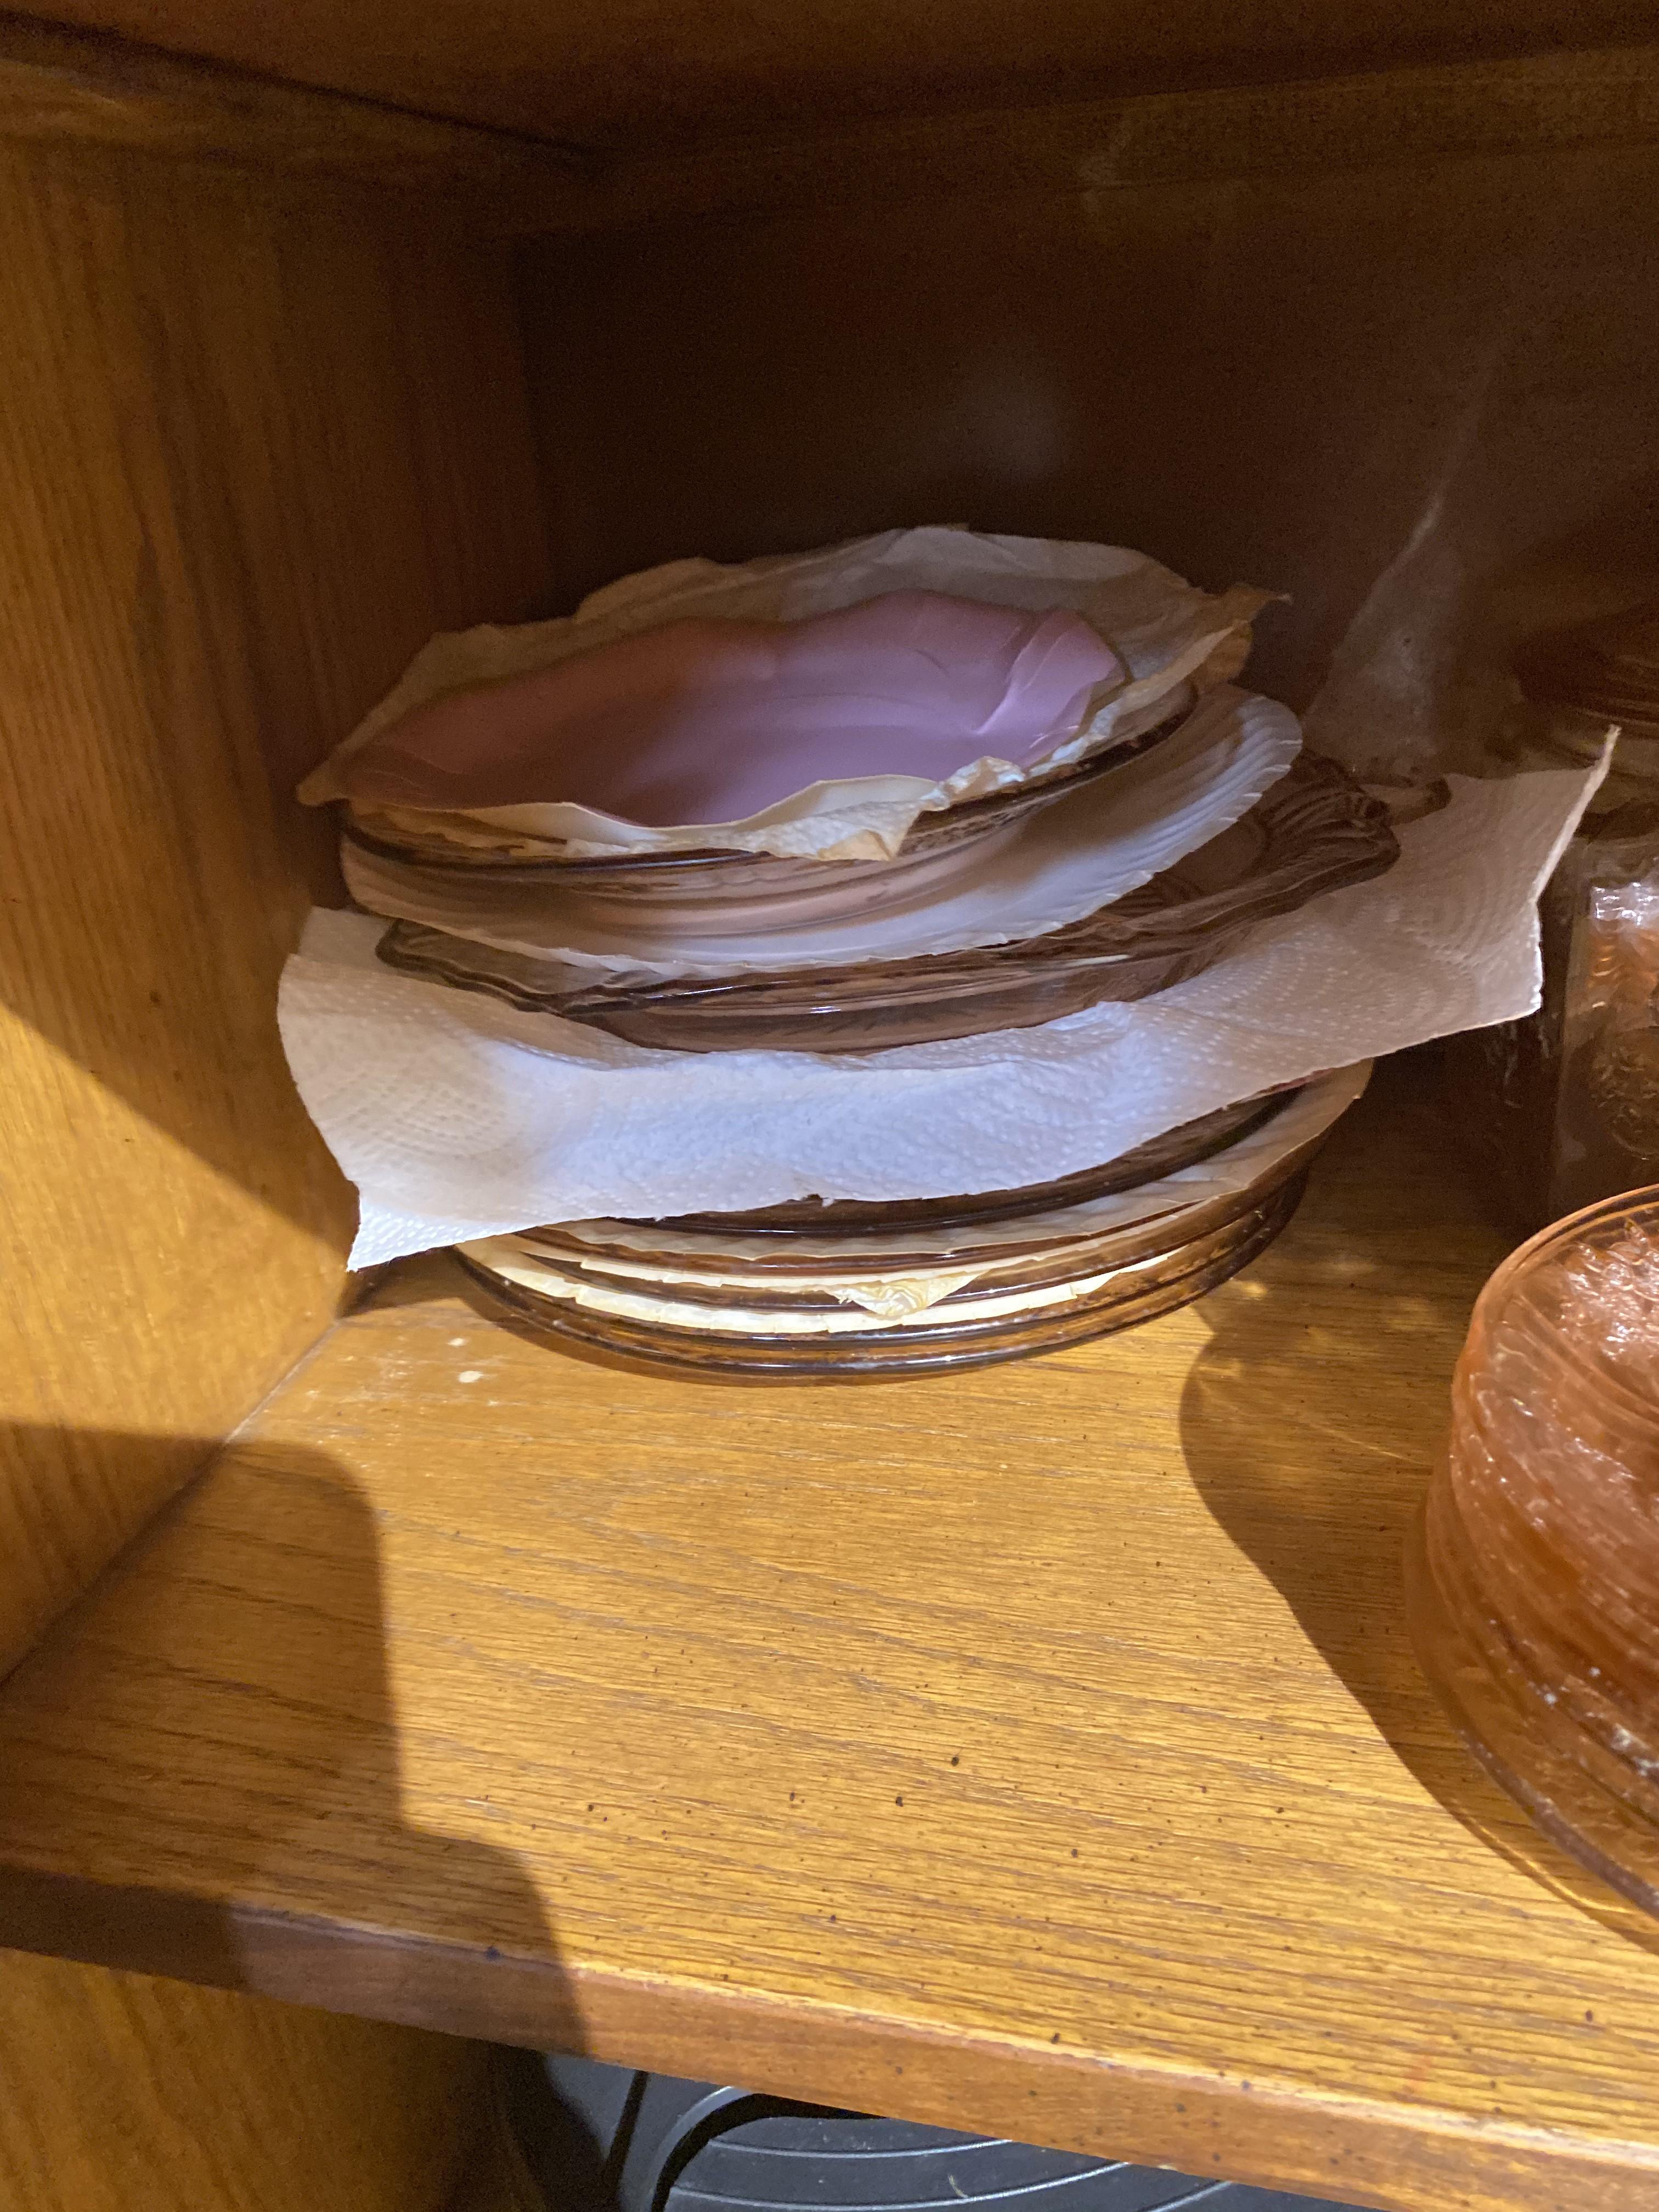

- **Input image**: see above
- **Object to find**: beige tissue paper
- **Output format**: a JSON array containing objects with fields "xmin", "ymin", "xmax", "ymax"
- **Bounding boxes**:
[{"xmin": 280, "ymin": 757, "xmax": 1605, "ymax": 1268}]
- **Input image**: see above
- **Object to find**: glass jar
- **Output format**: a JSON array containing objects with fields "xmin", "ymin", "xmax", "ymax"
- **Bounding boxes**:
[
  {"xmin": 1408, "ymin": 1184, "xmax": 1659, "ymax": 1917},
  {"xmin": 1449, "ymin": 597, "xmax": 1659, "ymax": 1229}
]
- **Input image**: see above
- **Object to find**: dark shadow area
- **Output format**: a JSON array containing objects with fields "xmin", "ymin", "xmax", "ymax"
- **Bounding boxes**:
[
  {"xmin": 0, "ymin": 1423, "xmax": 585, "ymax": 2049},
  {"xmin": 518, "ymin": 150, "xmax": 1659, "ymax": 718},
  {"xmin": 497, "ymin": 2050, "xmax": 1359, "ymax": 2212},
  {"xmin": 1176, "ymin": 1056, "xmax": 1659, "ymax": 1954},
  {"xmin": 0, "ymin": 1424, "xmax": 233, "ymax": 1678}
]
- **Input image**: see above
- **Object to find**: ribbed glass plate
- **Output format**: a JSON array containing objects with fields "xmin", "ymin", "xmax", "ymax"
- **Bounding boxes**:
[
  {"xmin": 458, "ymin": 1174, "xmax": 1310, "ymax": 1378},
  {"xmin": 377, "ymin": 754, "xmax": 1396, "ymax": 1052}
]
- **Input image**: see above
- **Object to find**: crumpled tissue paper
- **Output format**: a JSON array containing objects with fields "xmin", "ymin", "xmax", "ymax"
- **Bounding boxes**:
[{"xmin": 300, "ymin": 527, "xmax": 1268, "ymax": 862}]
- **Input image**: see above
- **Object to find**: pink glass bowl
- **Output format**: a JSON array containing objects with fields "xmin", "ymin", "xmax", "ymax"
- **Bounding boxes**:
[{"xmin": 1409, "ymin": 1184, "xmax": 1659, "ymax": 1917}]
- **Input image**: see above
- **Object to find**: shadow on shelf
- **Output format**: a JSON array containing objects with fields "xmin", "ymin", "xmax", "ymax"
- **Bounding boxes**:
[
  {"xmin": 1176, "ymin": 1057, "xmax": 1659, "ymax": 1954},
  {"xmin": 0, "ymin": 1423, "xmax": 592, "ymax": 2044}
]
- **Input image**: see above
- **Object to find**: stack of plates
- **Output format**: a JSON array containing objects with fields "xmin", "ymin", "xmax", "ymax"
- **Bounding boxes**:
[
  {"xmin": 343, "ymin": 684, "xmax": 1192, "ymax": 891},
  {"xmin": 349, "ymin": 688, "xmax": 1396, "ymax": 1052},
  {"xmin": 303, "ymin": 543, "xmax": 1398, "ymax": 1374},
  {"xmin": 456, "ymin": 1070, "xmax": 1368, "ymax": 1375}
]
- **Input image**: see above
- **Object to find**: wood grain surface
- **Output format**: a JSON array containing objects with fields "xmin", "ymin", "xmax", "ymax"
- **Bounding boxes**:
[
  {"xmin": 0, "ymin": 136, "xmax": 550, "ymax": 1673},
  {"xmin": 27, "ymin": 0, "xmax": 1659, "ymax": 152},
  {"xmin": 538, "ymin": 42, "xmax": 1659, "ymax": 233},
  {"xmin": 2, "ymin": 1064, "xmax": 1658, "ymax": 2212},
  {"xmin": 0, "ymin": 1946, "xmax": 485, "ymax": 2212},
  {"xmin": 0, "ymin": 14, "xmax": 586, "ymax": 203},
  {"xmin": 6, "ymin": 25, "xmax": 1656, "ymax": 238}
]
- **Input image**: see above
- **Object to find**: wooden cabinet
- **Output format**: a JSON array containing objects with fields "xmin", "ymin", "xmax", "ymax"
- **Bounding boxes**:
[{"xmin": 2, "ymin": 13, "xmax": 1658, "ymax": 2209}]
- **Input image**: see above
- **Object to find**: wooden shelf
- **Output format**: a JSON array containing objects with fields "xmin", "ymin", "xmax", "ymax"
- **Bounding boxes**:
[{"xmin": 4, "ymin": 1062, "xmax": 1659, "ymax": 2212}]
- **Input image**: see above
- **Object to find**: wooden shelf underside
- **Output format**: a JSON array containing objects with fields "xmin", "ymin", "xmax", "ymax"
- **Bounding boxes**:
[{"xmin": 2, "ymin": 1063, "xmax": 1658, "ymax": 2212}]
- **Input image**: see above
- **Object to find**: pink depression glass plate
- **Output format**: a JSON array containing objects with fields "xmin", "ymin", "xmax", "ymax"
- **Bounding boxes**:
[{"xmin": 376, "ymin": 753, "xmax": 1397, "ymax": 1052}]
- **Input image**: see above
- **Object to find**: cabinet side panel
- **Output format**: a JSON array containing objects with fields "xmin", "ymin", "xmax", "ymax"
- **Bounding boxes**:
[
  {"xmin": 0, "ymin": 142, "xmax": 551, "ymax": 1673},
  {"xmin": 0, "ymin": 1946, "xmax": 486, "ymax": 2212}
]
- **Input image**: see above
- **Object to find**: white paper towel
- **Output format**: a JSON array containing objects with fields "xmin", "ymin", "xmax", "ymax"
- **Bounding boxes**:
[
  {"xmin": 279, "ymin": 759, "xmax": 1604, "ymax": 1268},
  {"xmin": 472, "ymin": 1065, "xmax": 1373, "ymax": 1296}
]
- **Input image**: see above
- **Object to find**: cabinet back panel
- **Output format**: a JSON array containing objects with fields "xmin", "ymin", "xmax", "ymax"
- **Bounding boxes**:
[
  {"xmin": 520, "ymin": 132, "xmax": 1659, "ymax": 747},
  {"xmin": 0, "ymin": 141, "xmax": 551, "ymax": 1674}
]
